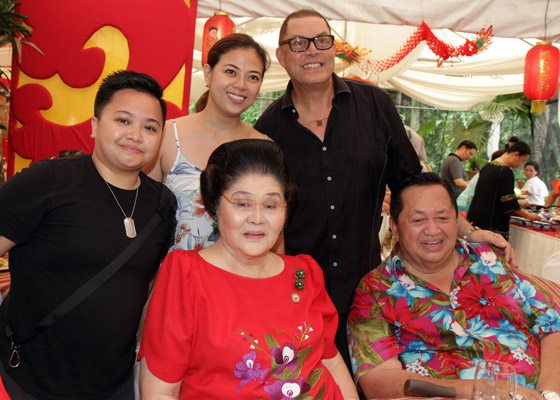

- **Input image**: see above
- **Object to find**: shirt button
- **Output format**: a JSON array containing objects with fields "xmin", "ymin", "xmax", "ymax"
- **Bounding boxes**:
[
  {"xmin": 322, "ymin": 146, "xmax": 327, "ymax": 151},
  {"xmin": 332, "ymin": 234, "xmax": 337, "ymax": 239},
  {"xmin": 327, "ymin": 176, "xmax": 332, "ymax": 181},
  {"xmin": 332, "ymin": 262, "xmax": 338, "ymax": 267},
  {"xmin": 330, "ymin": 205, "xmax": 335, "ymax": 210},
  {"xmin": 291, "ymin": 108, "xmax": 296, "ymax": 114}
]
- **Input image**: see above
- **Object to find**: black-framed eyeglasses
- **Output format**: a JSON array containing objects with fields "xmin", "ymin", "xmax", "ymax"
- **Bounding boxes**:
[{"xmin": 279, "ymin": 35, "xmax": 335, "ymax": 52}]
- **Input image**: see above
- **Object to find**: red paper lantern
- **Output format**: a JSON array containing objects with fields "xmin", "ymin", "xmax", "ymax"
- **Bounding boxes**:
[
  {"xmin": 201, "ymin": 11, "xmax": 235, "ymax": 67},
  {"xmin": 524, "ymin": 41, "xmax": 560, "ymax": 113}
]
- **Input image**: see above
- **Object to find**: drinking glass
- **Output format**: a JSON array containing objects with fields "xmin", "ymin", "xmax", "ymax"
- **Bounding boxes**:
[{"xmin": 472, "ymin": 360, "xmax": 517, "ymax": 400}]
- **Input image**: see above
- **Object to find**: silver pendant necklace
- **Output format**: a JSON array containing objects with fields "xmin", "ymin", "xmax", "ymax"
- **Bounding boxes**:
[{"xmin": 104, "ymin": 180, "xmax": 139, "ymax": 238}]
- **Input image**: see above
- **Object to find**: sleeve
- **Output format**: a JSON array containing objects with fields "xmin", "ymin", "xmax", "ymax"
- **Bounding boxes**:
[
  {"xmin": 138, "ymin": 250, "xmax": 194, "ymax": 383},
  {"xmin": 297, "ymin": 254, "xmax": 339, "ymax": 359},
  {"xmin": 380, "ymin": 92, "xmax": 422, "ymax": 192},
  {"xmin": 510, "ymin": 269, "xmax": 560, "ymax": 335},
  {"xmin": 347, "ymin": 275, "xmax": 403, "ymax": 381},
  {"xmin": 498, "ymin": 167, "xmax": 520, "ymax": 215},
  {"xmin": 449, "ymin": 157, "xmax": 465, "ymax": 180},
  {"xmin": 0, "ymin": 160, "xmax": 54, "ymax": 244}
]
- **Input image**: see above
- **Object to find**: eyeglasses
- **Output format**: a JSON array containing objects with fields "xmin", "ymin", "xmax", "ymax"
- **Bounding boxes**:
[
  {"xmin": 221, "ymin": 194, "xmax": 286, "ymax": 214},
  {"xmin": 279, "ymin": 35, "xmax": 335, "ymax": 52}
]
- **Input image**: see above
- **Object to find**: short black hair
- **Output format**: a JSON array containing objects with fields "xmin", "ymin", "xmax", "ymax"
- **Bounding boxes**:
[
  {"xmin": 94, "ymin": 70, "xmax": 167, "ymax": 122},
  {"xmin": 505, "ymin": 140, "xmax": 531, "ymax": 156},
  {"xmin": 200, "ymin": 139, "xmax": 296, "ymax": 217},
  {"xmin": 524, "ymin": 160, "xmax": 540, "ymax": 174},
  {"xmin": 457, "ymin": 140, "xmax": 477, "ymax": 151},
  {"xmin": 390, "ymin": 172, "xmax": 457, "ymax": 222}
]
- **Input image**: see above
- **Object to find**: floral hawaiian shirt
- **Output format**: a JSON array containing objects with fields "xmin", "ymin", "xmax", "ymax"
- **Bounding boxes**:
[{"xmin": 348, "ymin": 241, "xmax": 560, "ymax": 388}]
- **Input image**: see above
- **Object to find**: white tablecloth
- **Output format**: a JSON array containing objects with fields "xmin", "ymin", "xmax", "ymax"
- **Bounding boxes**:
[{"xmin": 508, "ymin": 225, "xmax": 560, "ymax": 276}]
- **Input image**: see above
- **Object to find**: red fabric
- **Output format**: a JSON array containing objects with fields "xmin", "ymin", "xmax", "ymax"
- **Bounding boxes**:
[
  {"xmin": 139, "ymin": 251, "xmax": 342, "ymax": 399},
  {"xmin": 8, "ymin": 0, "xmax": 197, "ymax": 170},
  {"xmin": 0, "ymin": 376, "xmax": 9, "ymax": 400}
]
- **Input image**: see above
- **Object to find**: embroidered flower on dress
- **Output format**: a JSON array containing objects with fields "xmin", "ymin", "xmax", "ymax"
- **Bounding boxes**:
[
  {"xmin": 264, "ymin": 377, "xmax": 310, "ymax": 400},
  {"xmin": 271, "ymin": 343, "xmax": 298, "ymax": 373},
  {"xmin": 234, "ymin": 351, "xmax": 270, "ymax": 392}
]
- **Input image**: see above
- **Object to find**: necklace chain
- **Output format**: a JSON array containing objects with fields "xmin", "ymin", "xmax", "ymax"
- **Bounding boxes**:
[
  {"xmin": 104, "ymin": 180, "xmax": 139, "ymax": 219},
  {"xmin": 300, "ymin": 116, "xmax": 329, "ymax": 126}
]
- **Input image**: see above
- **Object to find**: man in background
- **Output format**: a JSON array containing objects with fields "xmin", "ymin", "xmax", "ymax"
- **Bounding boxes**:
[{"xmin": 440, "ymin": 140, "xmax": 478, "ymax": 199}]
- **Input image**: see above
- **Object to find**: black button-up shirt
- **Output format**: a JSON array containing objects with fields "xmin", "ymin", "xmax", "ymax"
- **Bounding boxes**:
[{"xmin": 255, "ymin": 75, "xmax": 421, "ymax": 312}]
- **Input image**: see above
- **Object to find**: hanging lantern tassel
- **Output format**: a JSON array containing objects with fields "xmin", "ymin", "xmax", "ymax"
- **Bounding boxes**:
[
  {"xmin": 524, "ymin": 42, "xmax": 560, "ymax": 113},
  {"xmin": 201, "ymin": 11, "xmax": 236, "ymax": 67}
]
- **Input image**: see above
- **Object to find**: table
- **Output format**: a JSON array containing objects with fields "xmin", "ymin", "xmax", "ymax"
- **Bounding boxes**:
[{"xmin": 509, "ymin": 224, "xmax": 560, "ymax": 276}]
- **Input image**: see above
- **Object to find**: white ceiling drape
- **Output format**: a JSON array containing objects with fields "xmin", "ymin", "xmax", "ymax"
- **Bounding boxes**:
[{"xmin": 193, "ymin": 0, "xmax": 560, "ymax": 111}]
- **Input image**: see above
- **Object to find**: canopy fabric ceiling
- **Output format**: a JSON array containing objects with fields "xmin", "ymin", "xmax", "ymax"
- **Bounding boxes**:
[{"xmin": 193, "ymin": 0, "xmax": 560, "ymax": 111}]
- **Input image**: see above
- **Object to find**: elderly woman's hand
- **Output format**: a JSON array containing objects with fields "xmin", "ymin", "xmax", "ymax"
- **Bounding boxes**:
[{"xmin": 468, "ymin": 229, "xmax": 518, "ymax": 268}]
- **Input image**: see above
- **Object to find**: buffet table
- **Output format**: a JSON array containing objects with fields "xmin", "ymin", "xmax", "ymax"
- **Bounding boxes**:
[{"xmin": 509, "ymin": 224, "xmax": 560, "ymax": 276}]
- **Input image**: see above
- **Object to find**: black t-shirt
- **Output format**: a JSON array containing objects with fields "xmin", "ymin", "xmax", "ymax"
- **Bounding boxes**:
[
  {"xmin": 0, "ymin": 155, "xmax": 175, "ymax": 399},
  {"xmin": 254, "ymin": 74, "xmax": 421, "ymax": 313},
  {"xmin": 468, "ymin": 161, "xmax": 519, "ymax": 236}
]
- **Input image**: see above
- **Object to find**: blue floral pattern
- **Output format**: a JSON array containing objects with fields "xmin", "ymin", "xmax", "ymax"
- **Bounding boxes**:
[
  {"xmin": 349, "ymin": 241, "xmax": 560, "ymax": 387},
  {"xmin": 164, "ymin": 153, "xmax": 217, "ymax": 250}
]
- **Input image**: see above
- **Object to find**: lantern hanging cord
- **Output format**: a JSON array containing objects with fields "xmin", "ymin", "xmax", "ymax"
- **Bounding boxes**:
[
  {"xmin": 218, "ymin": 0, "xmax": 223, "ymax": 11},
  {"xmin": 544, "ymin": 0, "xmax": 550, "ymax": 40}
]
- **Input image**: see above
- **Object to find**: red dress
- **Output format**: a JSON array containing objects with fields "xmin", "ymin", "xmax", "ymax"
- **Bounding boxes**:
[{"xmin": 139, "ymin": 250, "xmax": 343, "ymax": 399}]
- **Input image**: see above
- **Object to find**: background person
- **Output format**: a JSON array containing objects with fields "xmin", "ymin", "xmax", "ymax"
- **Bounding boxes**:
[
  {"xmin": 0, "ymin": 71, "xmax": 176, "ymax": 399},
  {"xmin": 139, "ymin": 139, "xmax": 358, "ymax": 399},
  {"xmin": 147, "ymin": 33, "xmax": 270, "ymax": 251},
  {"xmin": 440, "ymin": 140, "xmax": 478, "ymax": 199},
  {"xmin": 254, "ymin": 8, "xmax": 515, "ymax": 371},
  {"xmin": 348, "ymin": 173, "xmax": 560, "ymax": 400},
  {"xmin": 468, "ymin": 141, "xmax": 540, "ymax": 239},
  {"xmin": 457, "ymin": 149, "xmax": 504, "ymax": 212},
  {"xmin": 519, "ymin": 161, "xmax": 548, "ymax": 210}
]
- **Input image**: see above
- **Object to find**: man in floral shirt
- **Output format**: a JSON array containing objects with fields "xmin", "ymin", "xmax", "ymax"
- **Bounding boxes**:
[{"xmin": 348, "ymin": 173, "xmax": 560, "ymax": 400}]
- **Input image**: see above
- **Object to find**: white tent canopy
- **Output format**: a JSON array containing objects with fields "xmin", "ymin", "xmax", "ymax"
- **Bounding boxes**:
[{"xmin": 193, "ymin": 0, "xmax": 560, "ymax": 111}]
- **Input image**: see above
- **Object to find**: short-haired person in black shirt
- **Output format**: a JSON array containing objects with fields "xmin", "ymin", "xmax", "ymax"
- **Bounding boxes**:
[
  {"xmin": 468, "ymin": 140, "xmax": 540, "ymax": 239},
  {"xmin": 0, "ymin": 71, "xmax": 176, "ymax": 399},
  {"xmin": 440, "ymin": 140, "xmax": 477, "ymax": 199},
  {"xmin": 254, "ymin": 8, "xmax": 517, "ymax": 372}
]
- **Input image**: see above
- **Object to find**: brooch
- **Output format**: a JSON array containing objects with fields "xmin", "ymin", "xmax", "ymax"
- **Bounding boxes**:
[{"xmin": 292, "ymin": 268, "xmax": 306, "ymax": 303}]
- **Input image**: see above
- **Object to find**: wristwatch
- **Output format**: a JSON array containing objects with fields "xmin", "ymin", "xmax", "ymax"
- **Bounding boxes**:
[
  {"xmin": 541, "ymin": 391, "xmax": 560, "ymax": 400},
  {"xmin": 462, "ymin": 225, "xmax": 480, "ymax": 241}
]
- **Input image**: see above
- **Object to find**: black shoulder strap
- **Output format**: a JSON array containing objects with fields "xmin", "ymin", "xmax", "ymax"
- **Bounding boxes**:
[{"xmin": 6, "ymin": 188, "xmax": 172, "ymax": 347}]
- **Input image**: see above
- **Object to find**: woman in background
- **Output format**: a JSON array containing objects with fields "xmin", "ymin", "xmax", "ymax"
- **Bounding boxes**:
[
  {"xmin": 139, "ymin": 140, "xmax": 358, "ymax": 399},
  {"xmin": 520, "ymin": 161, "xmax": 548, "ymax": 210},
  {"xmin": 146, "ymin": 33, "xmax": 270, "ymax": 250}
]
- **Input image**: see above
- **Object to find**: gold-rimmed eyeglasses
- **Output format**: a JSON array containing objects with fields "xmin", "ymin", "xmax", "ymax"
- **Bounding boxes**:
[
  {"xmin": 221, "ymin": 194, "xmax": 286, "ymax": 214},
  {"xmin": 279, "ymin": 34, "xmax": 335, "ymax": 52}
]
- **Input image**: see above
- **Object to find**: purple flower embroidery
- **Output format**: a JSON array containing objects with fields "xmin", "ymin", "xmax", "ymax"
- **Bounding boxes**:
[
  {"xmin": 234, "ymin": 351, "xmax": 269, "ymax": 391},
  {"xmin": 271, "ymin": 343, "xmax": 298, "ymax": 373},
  {"xmin": 264, "ymin": 377, "xmax": 310, "ymax": 399}
]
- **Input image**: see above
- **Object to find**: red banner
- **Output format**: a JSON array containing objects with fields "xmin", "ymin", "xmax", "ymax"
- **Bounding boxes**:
[{"xmin": 8, "ymin": 0, "xmax": 198, "ymax": 175}]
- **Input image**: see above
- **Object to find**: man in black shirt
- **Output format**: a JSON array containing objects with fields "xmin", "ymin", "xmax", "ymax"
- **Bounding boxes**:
[
  {"xmin": 254, "ymin": 9, "xmax": 515, "ymax": 371},
  {"xmin": 0, "ymin": 71, "xmax": 176, "ymax": 399}
]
